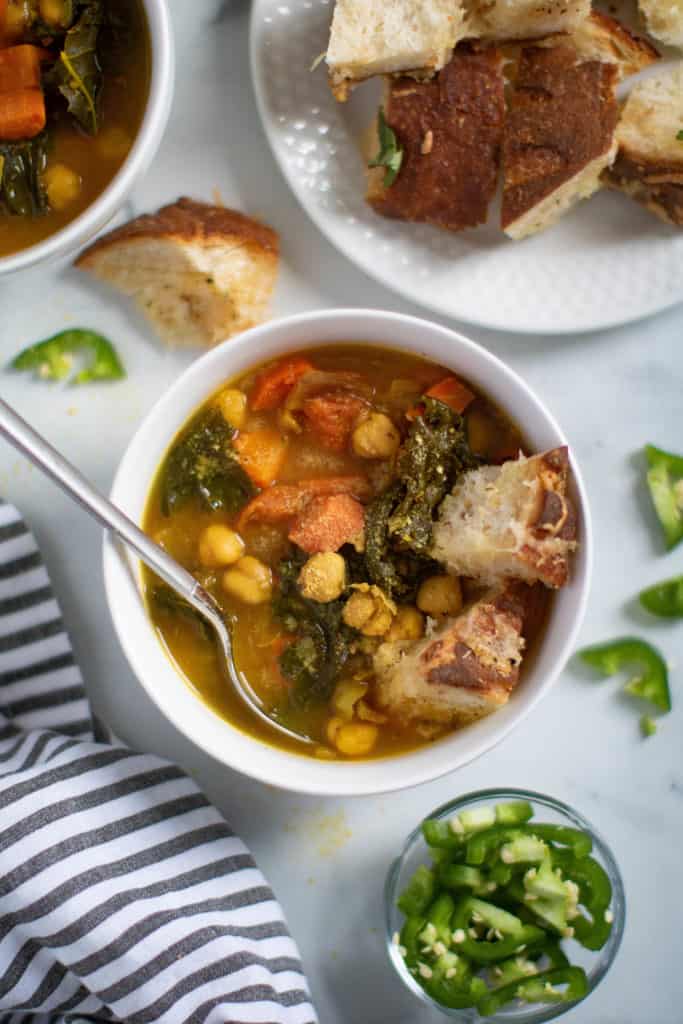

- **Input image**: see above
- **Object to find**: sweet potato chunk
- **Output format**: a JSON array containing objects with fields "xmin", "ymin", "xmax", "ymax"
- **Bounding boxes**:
[
  {"xmin": 302, "ymin": 391, "xmax": 367, "ymax": 452},
  {"xmin": 288, "ymin": 493, "xmax": 366, "ymax": 554},
  {"xmin": 238, "ymin": 476, "xmax": 371, "ymax": 530}
]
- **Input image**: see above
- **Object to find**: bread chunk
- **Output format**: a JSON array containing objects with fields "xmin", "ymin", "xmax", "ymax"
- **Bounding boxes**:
[
  {"xmin": 326, "ymin": 0, "xmax": 468, "ymax": 99},
  {"xmin": 471, "ymin": 0, "xmax": 590, "ymax": 41},
  {"xmin": 374, "ymin": 581, "xmax": 541, "ymax": 726},
  {"xmin": 76, "ymin": 198, "xmax": 279, "ymax": 348},
  {"xmin": 501, "ymin": 46, "xmax": 618, "ymax": 239},
  {"xmin": 606, "ymin": 65, "xmax": 683, "ymax": 227},
  {"xmin": 432, "ymin": 447, "xmax": 577, "ymax": 589},
  {"xmin": 539, "ymin": 11, "xmax": 659, "ymax": 80},
  {"xmin": 638, "ymin": 0, "xmax": 683, "ymax": 48},
  {"xmin": 367, "ymin": 46, "xmax": 505, "ymax": 231}
]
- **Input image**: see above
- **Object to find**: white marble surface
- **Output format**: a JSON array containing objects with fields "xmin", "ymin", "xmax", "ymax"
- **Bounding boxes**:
[{"xmin": 1, "ymin": 2, "xmax": 681, "ymax": 1020}]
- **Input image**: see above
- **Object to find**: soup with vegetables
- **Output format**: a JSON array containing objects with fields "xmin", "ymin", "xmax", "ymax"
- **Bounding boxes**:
[
  {"xmin": 0, "ymin": 0, "xmax": 150, "ymax": 258},
  {"xmin": 144, "ymin": 346, "xmax": 577, "ymax": 760}
]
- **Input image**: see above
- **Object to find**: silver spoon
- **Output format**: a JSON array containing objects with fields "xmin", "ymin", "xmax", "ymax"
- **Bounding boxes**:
[{"xmin": 0, "ymin": 396, "xmax": 312, "ymax": 747}]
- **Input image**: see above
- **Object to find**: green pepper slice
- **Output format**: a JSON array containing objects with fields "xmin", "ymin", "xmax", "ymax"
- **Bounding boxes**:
[
  {"xmin": 551, "ymin": 849, "xmax": 614, "ymax": 951},
  {"xmin": 10, "ymin": 329, "xmax": 126, "ymax": 385},
  {"xmin": 640, "ymin": 575, "xmax": 683, "ymax": 618},
  {"xmin": 477, "ymin": 966, "xmax": 589, "ymax": 1016},
  {"xmin": 399, "ymin": 915, "xmax": 426, "ymax": 968},
  {"xmin": 579, "ymin": 636, "xmax": 671, "ymax": 712},
  {"xmin": 645, "ymin": 444, "xmax": 683, "ymax": 550},
  {"xmin": 422, "ymin": 817, "xmax": 466, "ymax": 850},
  {"xmin": 452, "ymin": 897, "xmax": 544, "ymax": 963},
  {"xmin": 466, "ymin": 824, "xmax": 591, "ymax": 865},
  {"xmin": 641, "ymin": 714, "xmax": 657, "ymax": 738},
  {"xmin": 397, "ymin": 864, "xmax": 436, "ymax": 917}
]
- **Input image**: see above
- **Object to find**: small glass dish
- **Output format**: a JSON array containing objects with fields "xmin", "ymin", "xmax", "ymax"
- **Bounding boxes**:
[{"xmin": 384, "ymin": 788, "xmax": 625, "ymax": 1023}]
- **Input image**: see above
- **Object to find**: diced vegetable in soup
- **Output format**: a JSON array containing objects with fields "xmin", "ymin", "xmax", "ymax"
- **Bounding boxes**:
[
  {"xmin": 144, "ymin": 346, "xmax": 578, "ymax": 760},
  {"xmin": 0, "ymin": 0, "xmax": 149, "ymax": 258}
]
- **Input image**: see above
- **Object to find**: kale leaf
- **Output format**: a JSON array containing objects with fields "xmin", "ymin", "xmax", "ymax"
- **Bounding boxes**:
[
  {"xmin": 273, "ymin": 552, "xmax": 355, "ymax": 707},
  {"xmin": 363, "ymin": 398, "xmax": 477, "ymax": 598},
  {"xmin": 162, "ymin": 409, "xmax": 255, "ymax": 517},
  {"xmin": 0, "ymin": 134, "xmax": 50, "ymax": 217},
  {"xmin": 51, "ymin": 0, "xmax": 103, "ymax": 134}
]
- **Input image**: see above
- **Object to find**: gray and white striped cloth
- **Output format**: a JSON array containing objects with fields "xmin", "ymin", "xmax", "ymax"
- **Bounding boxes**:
[{"xmin": 0, "ymin": 501, "xmax": 318, "ymax": 1024}]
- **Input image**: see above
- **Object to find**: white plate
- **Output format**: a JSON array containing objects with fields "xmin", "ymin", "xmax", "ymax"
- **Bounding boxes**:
[{"xmin": 250, "ymin": 0, "xmax": 683, "ymax": 334}]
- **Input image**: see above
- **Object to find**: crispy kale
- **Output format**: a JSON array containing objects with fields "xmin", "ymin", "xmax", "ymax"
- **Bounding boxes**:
[
  {"xmin": 273, "ymin": 552, "xmax": 355, "ymax": 707},
  {"xmin": 364, "ymin": 398, "xmax": 477, "ymax": 598},
  {"xmin": 161, "ymin": 409, "xmax": 255, "ymax": 516}
]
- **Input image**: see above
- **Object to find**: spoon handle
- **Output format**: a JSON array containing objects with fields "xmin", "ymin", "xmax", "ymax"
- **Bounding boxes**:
[{"xmin": 0, "ymin": 396, "xmax": 202, "ymax": 604}]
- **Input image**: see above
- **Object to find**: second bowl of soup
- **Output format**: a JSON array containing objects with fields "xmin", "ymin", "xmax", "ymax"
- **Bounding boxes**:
[{"xmin": 104, "ymin": 310, "xmax": 592, "ymax": 795}]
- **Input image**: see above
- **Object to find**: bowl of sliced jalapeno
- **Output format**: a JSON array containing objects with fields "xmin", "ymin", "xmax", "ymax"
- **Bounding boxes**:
[{"xmin": 385, "ymin": 788, "xmax": 625, "ymax": 1021}]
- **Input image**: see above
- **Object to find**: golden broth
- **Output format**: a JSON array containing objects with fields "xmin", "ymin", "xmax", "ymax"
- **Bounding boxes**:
[
  {"xmin": 143, "ymin": 345, "xmax": 545, "ymax": 761},
  {"xmin": 0, "ymin": 0, "xmax": 150, "ymax": 258}
]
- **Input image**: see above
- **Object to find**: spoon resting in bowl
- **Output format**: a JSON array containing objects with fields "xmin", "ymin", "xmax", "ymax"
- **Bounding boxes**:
[{"xmin": 0, "ymin": 397, "xmax": 313, "ymax": 748}]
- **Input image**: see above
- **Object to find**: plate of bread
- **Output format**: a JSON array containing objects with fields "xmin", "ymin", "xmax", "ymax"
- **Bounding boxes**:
[{"xmin": 250, "ymin": 0, "xmax": 683, "ymax": 333}]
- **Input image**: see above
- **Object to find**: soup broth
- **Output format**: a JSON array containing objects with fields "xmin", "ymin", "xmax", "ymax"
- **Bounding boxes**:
[{"xmin": 143, "ymin": 345, "xmax": 550, "ymax": 761}]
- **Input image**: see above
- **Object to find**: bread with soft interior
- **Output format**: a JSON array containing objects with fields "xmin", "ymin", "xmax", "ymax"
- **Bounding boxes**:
[
  {"xmin": 501, "ymin": 46, "xmax": 619, "ymax": 239},
  {"xmin": 432, "ymin": 446, "xmax": 577, "ymax": 589},
  {"xmin": 638, "ymin": 0, "xmax": 683, "ymax": 48},
  {"xmin": 326, "ymin": 0, "xmax": 468, "ymax": 99},
  {"xmin": 470, "ymin": 0, "xmax": 590, "ymax": 41},
  {"xmin": 537, "ymin": 11, "xmax": 659, "ymax": 80},
  {"xmin": 373, "ymin": 581, "xmax": 540, "ymax": 726},
  {"xmin": 606, "ymin": 64, "xmax": 683, "ymax": 227},
  {"xmin": 76, "ymin": 198, "xmax": 279, "ymax": 348}
]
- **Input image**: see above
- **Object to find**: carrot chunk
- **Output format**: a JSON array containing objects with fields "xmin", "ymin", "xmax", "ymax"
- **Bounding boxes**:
[
  {"xmin": 0, "ymin": 88, "xmax": 45, "ymax": 140},
  {"xmin": 0, "ymin": 1, "xmax": 9, "ymax": 42},
  {"xmin": 302, "ymin": 392, "xmax": 367, "ymax": 452},
  {"xmin": 238, "ymin": 475, "xmax": 371, "ymax": 530},
  {"xmin": 251, "ymin": 357, "xmax": 314, "ymax": 412},
  {"xmin": 234, "ymin": 429, "xmax": 288, "ymax": 489},
  {"xmin": 425, "ymin": 376, "xmax": 475, "ymax": 413},
  {"xmin": 0, "ymin": 45, "xmax": 43, "ymax": 93},
  {"xmin": 288, "ymin": 494, "xmax": 365, "ymax": 554}
]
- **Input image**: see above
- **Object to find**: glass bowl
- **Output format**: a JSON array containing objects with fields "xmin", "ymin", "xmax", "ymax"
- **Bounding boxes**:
[{"xmin": 384, "ymin": 788, "xmax": 625, "ymax": 1022}]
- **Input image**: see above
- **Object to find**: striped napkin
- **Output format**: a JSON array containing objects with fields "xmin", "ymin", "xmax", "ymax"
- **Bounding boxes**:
[{"xmin": 0, "ymin": 501, "xmax": 318, "ymax": 1024}]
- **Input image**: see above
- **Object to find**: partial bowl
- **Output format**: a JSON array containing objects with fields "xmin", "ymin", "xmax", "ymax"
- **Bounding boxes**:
[
  {"xmin": 385, "ymin": 788, "xmax": 625, "ymax": 1021},
  {"xmin": 103, "ymin": 309, "xmax": 593, "ymax": 796},
  {"xmin": 0, "ymin": 0, "xmax": 175, "ymax": 277}
]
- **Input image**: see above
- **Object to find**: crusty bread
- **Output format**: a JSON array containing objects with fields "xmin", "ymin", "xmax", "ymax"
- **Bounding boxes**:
[
  {"xmin": 606, "ymin": 64, "xmax": 683, "ymax": 227},
  {"xmin": 373, "ymin": 581, "xmax": 540, "ymax": 727},
  {"xmin": 501, "ymin": 46, "xmax": 619, "ymax": 239},
  {"xmin": 326, "ymin": 0, "xmax": 468, "ymax": 99},
  {"xmin": 432, "ymin": 446, "xmax": 577, "ymax": 589},
  {"xmin": 470, "ymin": 0, "xmax": 590, "ymax": 42},
  {"xmin": 638, "ymin": 0, "xmax": 683, "ymax": 48},
  {"xmin": 367, "ymin": 46, "xmax": 505, "ymax": 231},
  {"xmin": 537, "ymin": 11, "xmax": 659, "ymax": 80},
  {"xmin": 76, "ymin": 198, "xmax": 279, "ymax": 348}
]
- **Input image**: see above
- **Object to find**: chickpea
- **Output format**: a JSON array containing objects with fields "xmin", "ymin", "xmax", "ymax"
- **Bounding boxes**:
[
  {"xmin": 40, "ymin": 0, "xmax": 67, "ymax": 24},
  {"xmin": 198, "ymin": 524, "xmax": 245, "ymax": 568},
  {"xmin": 386, "ymin": 605, "xmax": 425, "ymax": 642},
  {"xmin": 43, "ymin": 165, "xmax": 82, "ymax": 212},
  {"xmin": 342, "ymin": 584, "xmax": 396, "ymax": 637},
  {"xmin": 298, "ymin": 552, "xmax": 346, "ymax": 603},
  {"xmin": 352, "ymin": 411, "xmax": 401, "ymax": 460},
  {"xmin": 326, "ymin": 716, "xmax": 345, "ymax": 745},
  {"xmin": 332, "ymin": 679, "xmax": 368, "ymax": 719},
  {"xmin": 222, "ymin": 556, "xmax": 272, "ymax": 605},
  {"xmin": 334, "ymin": 722, "xmax": 379, "ymax": 757},
  {"xmin": 417, "ymin": 575, "xmax": 463, "ymax": 619},
  {"xmin": 216, "ymin": 388, "xmax": 248, "ymax": 429}
]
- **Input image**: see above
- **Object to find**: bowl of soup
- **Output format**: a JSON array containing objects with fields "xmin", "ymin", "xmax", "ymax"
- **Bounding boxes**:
[
  {"xmin": 104, "ymin": 309, "xmax": 592, "ymax": 795},
  {"xmin": 0, "ymin": 0, "xmax": 173, "ymax": 275}
]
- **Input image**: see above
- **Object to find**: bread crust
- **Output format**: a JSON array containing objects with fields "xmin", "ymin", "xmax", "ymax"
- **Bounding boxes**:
[
  {"xmin": 537, "ymin": 11, "xmax": 659, "ymax": 79},
  {"xmin": 607, "ymin": 153, "xmax": 683, "ymax": 226},
  {"xmin": 502, "ymin": 46, "xmax": 618, "ymax": 234},
  {"xmin": 367, "ymin": 45, "xmax": 505, "ymax": 231},
  {"xmin": 76, "ymin": 197, "xmax": 279, "ymax": 267}
]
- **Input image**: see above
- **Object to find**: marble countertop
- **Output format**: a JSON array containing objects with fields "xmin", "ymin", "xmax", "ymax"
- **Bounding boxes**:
[{"xmin": 1, "ymin": 1, "xmax": 681, "ymax": 1020}]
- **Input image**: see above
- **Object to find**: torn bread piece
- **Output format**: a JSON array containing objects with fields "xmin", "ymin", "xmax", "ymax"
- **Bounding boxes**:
[
  {"xmin": 326, "ymin": 0, "xmax": 468, "ymax": 100},
  {"xmin": 638, "ymin": 0, "xmax": 683, "ymax": 48},
  {"xmin": 470, "ymin": 0, "xmax": 590, "ymax": 41},
  {"xmin": 374, "ymin": 581, "xmax": 542, "ymax": 727},
  {"xmin": 367, "ymin": 45, "xmax": 505, "ymax": 231},
  {"xmin": 606, "ymin": 64, "xmax": 683, "ymax": 227},
  {"xmin": 432, "ymin": 446, "xmax": 577, "ymax": 589},
  {"xmin": 538, "ymin": 11, "xmax": 659, "ymax": 80},
  {"xmin": 76, "ymin": 198, "xmax": 279, "ymax": 348},
  {"xmin": 501, "ymin": 46, "xmax": 619, "ymax": 239}
]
